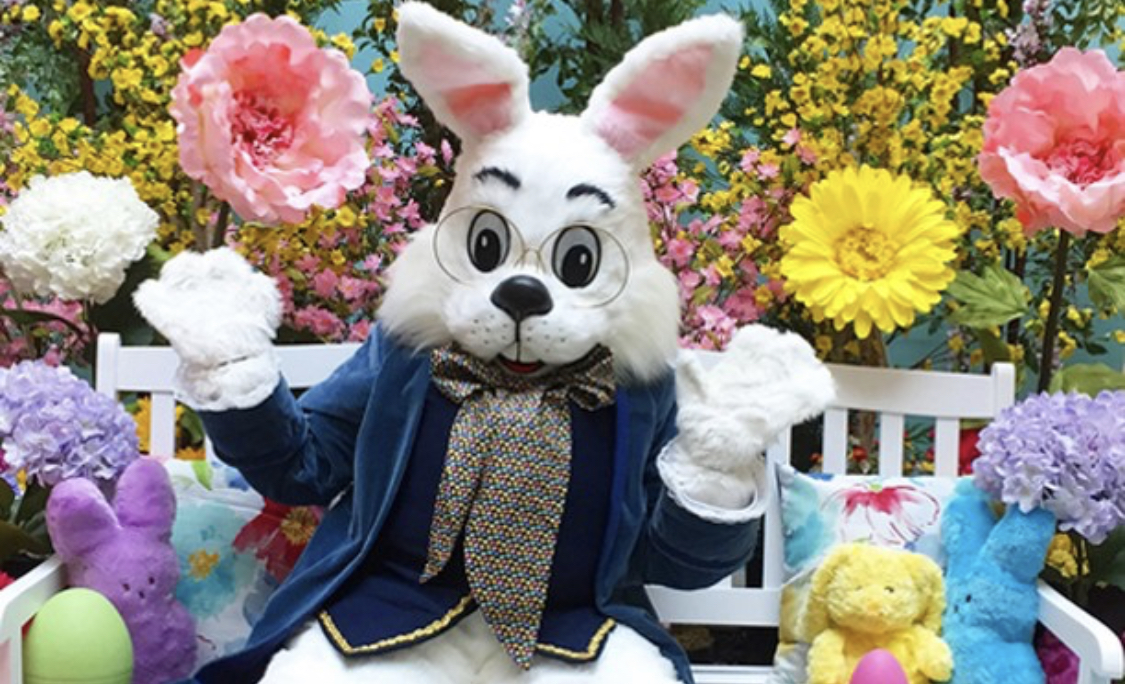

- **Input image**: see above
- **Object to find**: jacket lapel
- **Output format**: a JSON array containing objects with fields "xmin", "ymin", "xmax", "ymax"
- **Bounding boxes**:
[{"xmin": 352, "ymin": 342, "xmax": 432, "ymax": 541}]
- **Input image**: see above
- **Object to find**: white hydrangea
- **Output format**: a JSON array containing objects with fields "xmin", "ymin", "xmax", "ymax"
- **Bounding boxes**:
[{"xmin": 0, "ymin": 171, "xmax": 159, "ymax": 303}]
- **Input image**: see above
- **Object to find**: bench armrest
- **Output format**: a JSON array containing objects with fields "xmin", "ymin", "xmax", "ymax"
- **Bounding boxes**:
[
  {"xmin": 0, "ymin": 557, "xmax": 67, "ymax": 683},
  {"xmin": 1038, "ymin": 580, "xmax": 1124, "ymax": 683},
  {"xmin": 0, "ymin": 557, "xmax": 67, "ymax": 635}
]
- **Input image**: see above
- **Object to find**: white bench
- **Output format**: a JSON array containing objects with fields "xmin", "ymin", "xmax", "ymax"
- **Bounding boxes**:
[{"xmin": 1, "ymin": 332, "xmax": 1121, "ymax": 684}]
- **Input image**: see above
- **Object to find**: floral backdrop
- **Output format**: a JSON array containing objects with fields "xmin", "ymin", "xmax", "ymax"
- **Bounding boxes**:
[{"xmin": 0, "ymin": 0, "xmax": 1123, "ymax": 678}]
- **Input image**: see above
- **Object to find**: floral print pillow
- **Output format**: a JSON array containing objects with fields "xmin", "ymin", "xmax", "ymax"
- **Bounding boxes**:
[
  {"xmin": 767, "ymin": 465, "xmax": 964, "ymax": 684},
  {"xmin": 165, "ymin": 458, "xmax": 321, "ymax": 671}
]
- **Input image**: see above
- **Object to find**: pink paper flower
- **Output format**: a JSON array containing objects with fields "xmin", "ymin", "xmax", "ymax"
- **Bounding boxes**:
[
  {"xmin": 978, "ymin": 48, "xmax": 1125, "ymax": 236},
  {"xmin": 825, "ymin": 482, "xmax": 941, "ymax": 547},
  {"xmin": 171, "ymin": 14, "xmax": 372, "ymax": 224}
]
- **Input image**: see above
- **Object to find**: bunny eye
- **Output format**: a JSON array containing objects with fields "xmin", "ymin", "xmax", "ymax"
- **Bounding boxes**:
[
  {"xmin": 552, "ymin": 226, "xmax": 601, "ymax": 288},
  {"xmin": 964, "ymin": 594, "xmax": 972, "ymax": 603},
  {"xmin": 884, "ymin": 586, "xmax": 896, "ymax": 594},
  {"xmin": 467, "ymin": 210, "xmax": 510, "ymax": 273},
  {"xmin": 122, "ymin": 582, "xmax": 130, "ymax": 592},
  {"xmin": 148, "ymin": 576, "xmax": 156, "ymax": 585}
]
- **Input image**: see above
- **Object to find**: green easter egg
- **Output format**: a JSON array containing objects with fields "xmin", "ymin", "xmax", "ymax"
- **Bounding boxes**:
[{"xmin": 23, "ymin": 588, "xmax": 134, "ymax": 684}]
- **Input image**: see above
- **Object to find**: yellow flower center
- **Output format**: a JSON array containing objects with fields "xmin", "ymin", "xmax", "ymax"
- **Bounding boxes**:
[
  {"xmin": 280, "ymin": 507, "xmax": 319, "ymax": 546},
  {"xmin": 187, "ymin": 550, "xmax": 220, "ymax": 580},
  {"xmin": 835, "ymin": 225, "xmax": 899, "ymax": 281}
]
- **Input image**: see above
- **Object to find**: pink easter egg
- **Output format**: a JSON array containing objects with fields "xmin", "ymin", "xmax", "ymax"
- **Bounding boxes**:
[{"xmin": 850, "ymin": 649, "xmax": 909, "ymax": 684}]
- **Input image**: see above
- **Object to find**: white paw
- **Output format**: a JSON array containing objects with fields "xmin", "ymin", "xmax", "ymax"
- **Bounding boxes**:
[
  {"xmin": 674, "ymin": 324, "xmax": 834, "ymax": 469},
  {"xmin": 134, "ymin": 247, "xmax": 282, "ymax": 367}
]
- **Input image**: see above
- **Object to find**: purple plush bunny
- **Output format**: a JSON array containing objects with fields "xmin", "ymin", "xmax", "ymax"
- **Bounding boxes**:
[{"xmin": 47, "ymin": 459, "xmax": 196, "ymax": 684}]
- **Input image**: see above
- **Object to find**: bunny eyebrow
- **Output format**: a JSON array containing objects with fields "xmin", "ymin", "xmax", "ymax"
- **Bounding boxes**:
[
  {"xmin": 473, "ymin": 167, "xmax": 521, "ymax": 190},
  {"xmin": 566, "ymin": 183, "xmax": 615, "ymax": 209}
]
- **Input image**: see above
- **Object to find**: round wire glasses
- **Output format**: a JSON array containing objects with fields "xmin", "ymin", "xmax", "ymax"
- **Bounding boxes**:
[{"xmin": 431, "ymin": 206, "xmax": 631, "ymax": 308}]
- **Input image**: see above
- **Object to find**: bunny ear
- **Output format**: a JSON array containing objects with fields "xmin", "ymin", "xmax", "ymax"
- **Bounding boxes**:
[
  {"xmin": 941, "ymin": 479, "xmax": 995, "ymax": 578},
  {"xmin": 114, "ymin": 459, "xmax": 176, "ymax": 541},
  {"xmin": 396, "ymin": 2, "xmax": 531, "ymax": 143},
  {"xmin": 802, "ymin": 544, "xmax": 850, "ymax": 641},
  {"xmin": 907, "ymin": 553, "xmax": 947, "ymax": 633},
  {"xmin": 580, "ymin": 14, "xmax": 743, "ymax": 170},
  {"xmin": 47, "ymin": 478, "xmax": 119, "ymax": 560}
]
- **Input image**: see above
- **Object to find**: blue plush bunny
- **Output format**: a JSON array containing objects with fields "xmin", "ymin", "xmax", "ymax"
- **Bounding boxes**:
[{"xmin": 941, "ymin": 479, "xmax": 1057, "ymax": 684}]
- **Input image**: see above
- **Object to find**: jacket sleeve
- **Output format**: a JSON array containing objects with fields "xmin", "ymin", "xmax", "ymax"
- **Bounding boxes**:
[
  {"xmin": 637, "ymin": 377, "xmax": 761, "ymax": 589},
  {"xmin": 198, "ymin": 334, "xmax": 384, "ymax": 506}
]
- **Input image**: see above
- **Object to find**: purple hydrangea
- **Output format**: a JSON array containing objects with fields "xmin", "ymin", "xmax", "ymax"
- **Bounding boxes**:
[
  {"xmin": 0, "ymin": 360, "xmax": 138, "ymax": 487},
  {"xmin": 973, "ymin": 391, "xmax": 1125, "ymax": 544}
]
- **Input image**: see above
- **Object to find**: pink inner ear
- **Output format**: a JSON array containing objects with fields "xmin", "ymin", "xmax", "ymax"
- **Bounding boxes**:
[
  {"xmin": 597, "ymin": 45, "xmax": 713, "ymax": 161},
  {"xmin": 419, "ymin": 45, "xmax": 516, "ymax": 138},
  {"xmin": 446, "ymin": 82, "xmax": 513, "ymax": 137}
]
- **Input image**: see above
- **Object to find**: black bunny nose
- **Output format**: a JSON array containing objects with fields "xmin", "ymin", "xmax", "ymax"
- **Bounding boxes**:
[{"xmin": 491, "ymin": 275, "xmax": 553, "ymax": 323}]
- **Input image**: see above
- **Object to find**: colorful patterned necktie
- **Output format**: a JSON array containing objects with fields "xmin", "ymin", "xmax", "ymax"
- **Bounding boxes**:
[{"xmin": 424, "ymin": 345, "xmax": 616, "ymax": 669}]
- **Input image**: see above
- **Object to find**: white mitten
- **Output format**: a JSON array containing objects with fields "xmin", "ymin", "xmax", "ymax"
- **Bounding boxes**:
[
  {"xmin": 659, "ymin": 325, "xmax": 835, "ymax": 522},
  {"xmin": 133, "ymin": 247, "xmax": 283, "ymax": 411}
]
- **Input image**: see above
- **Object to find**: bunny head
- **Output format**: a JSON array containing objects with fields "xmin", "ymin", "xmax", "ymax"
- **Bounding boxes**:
[
  {"xmin": 802, "ymin": 543, "xmax": 946, "ymax": 640},
  {"xmin": 379, "ymin": 2, "xmax": 743, "ymax": 381},
  {"xmin": 47, "ymin": 458, "xmax": 181, "ymax": 628},
  {"xmin": 941, "ymin": 479, "xmax": 1056, "ymax": 643}
]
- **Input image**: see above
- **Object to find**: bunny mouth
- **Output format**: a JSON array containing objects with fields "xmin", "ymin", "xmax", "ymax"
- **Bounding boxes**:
[{"xmin": 498, "ymin": 355, "xmax": 545, "ymax": 375}]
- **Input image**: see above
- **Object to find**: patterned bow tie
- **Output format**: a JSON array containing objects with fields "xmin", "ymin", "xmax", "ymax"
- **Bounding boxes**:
[{"xmin": 425, "ymin": 345, "xmax": 616, "ymax": 669}]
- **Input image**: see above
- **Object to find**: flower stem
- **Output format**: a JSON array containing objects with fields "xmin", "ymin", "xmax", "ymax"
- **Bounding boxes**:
[
  {"xmin": 190, "ymin": 182, "xmax": 207, "ymax": 253},
  {"xmin": 1, "ymin": 275, "xmax": 40, "ymax": 358},
  {"xmin": 1038, "ymin": 230, "xmax": 1070, "ymax": 393},
  {"xmin": 75, "ymin": 49, "xmax": 97, "ymax": 126},
  {"xmin": 209, "ymin": 202, "xmax": 231, "ymax": 249},
  {"xmin": 855, "ymin": 334, "xmax": 888, "ymax": 471}
]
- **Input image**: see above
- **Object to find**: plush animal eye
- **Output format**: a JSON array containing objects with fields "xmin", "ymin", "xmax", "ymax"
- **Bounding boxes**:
[
  {"xmin": 467, "ymin": 210, "xmax": 510, "ymax": 273},
  {"xmin": 885, "ymin": 586, "xmax": 896, "ymax": 594},
  {"xmin": 552, "ymin": 226, "xmax": 601, "ymax": 288},
  {"xmin": 964, "ymin": 594, "xmax": 972, "ymax": 603}
]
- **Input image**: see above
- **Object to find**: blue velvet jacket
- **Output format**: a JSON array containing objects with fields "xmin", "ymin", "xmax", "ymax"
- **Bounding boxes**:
[{"xmin": 191, "ymin": 328, "xmax": 759, "ymax": 683}]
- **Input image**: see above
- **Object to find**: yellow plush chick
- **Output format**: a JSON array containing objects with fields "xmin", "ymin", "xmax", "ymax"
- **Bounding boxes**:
[{"xmin": 803, "ymin": 543, "xmax": 953, "ymax": 684}]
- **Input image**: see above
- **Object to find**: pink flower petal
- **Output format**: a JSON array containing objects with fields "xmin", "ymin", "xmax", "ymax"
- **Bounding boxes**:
[{"xmin": 171, "ymin": 14, "xmax": 372, "ymax": 224}]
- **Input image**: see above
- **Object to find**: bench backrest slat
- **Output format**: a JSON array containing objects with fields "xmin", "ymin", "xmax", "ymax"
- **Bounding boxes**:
[{"xmin": 95, "ymin": 333, "xmax": 1016, "ymax": 630}]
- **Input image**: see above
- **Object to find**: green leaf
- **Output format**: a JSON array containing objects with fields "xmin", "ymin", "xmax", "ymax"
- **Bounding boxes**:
[
  {"xmin": 88, "ymin": 256, "xmax": 160, "ymax": 346},
  {"xmin": 691, "ymin": 285, "xmax": 716, "ymax": 307},
  {"xmin": 180, "ymin": 406, "xmax": 206, "ymax": 446},
  {"xmin": 1048, "ymin": 363, "xmax": 1125, "ymax": 396},
  {"xmin": 0, "ymin": 307, "xmax": 87, "ymax": 338},
  {"xmin": 1089, "ymin": 527, "xmax": 1125, "ymax": 591},
  {"xmin": 0, "ymin": 520, "xmax": 51, "ymax": 566},
  {"xmin": 1088, "ymin": 255, "xmax": 1125, "ymax": 312},
  {"xmin": 192, "ymin": 460, "xmax": 213, "ymax": 491},
  {"xmin": 947, "ymin": 265, "xmax": 1031, "ymax": 328},
  {"xmin": 1104, "ymin": 566, "xmax": 1125, "ymax": 596},
  {"xmin": 146, "ymin": 243, "xmax": 173, "ymax": 268},
  {"xmin": 976, "ymin": 327, "xmax": 1011, "ymax": 365},
  {"xmin": 15, "ymin": 482, "xmax": 49, "ymax": 526},
  {"xmin": 0, "ymin": 481, "xmax": 14, "ymax": 521}
]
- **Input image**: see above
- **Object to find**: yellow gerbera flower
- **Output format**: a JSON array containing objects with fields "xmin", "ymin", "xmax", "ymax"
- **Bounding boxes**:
[{"xmin": 780, "ymin": 165, "xmax": 962, "ymax": 338}]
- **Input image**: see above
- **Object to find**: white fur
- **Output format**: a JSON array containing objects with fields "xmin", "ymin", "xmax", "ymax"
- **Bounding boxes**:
[
  {"xmin": 396, "ymin": 2, "xmax": 530, "ymax": 141},
  {"xmin": 378, "ymin": 114, "xmax": 680, "ymax": 382},
  {"xmin": 173, "ymin": 350, "xmax": 280, "ymax": 411},
  {"xmin": 260, "ymin": 613, "xmax": 681, "ymax": 684},
  {"xmin": 660, "ymin": 325, "xmax": 836, "ymax": 521},
  {"xmin": 132, "ymin": 6, "xmax": 834, "ymax": 679},
  {"xmin": 581, "ymin": 15, "xmax": 744, "ymax": 170},
  {"xmin": 133, "ymin": 247, "xmax": 282, "ymax": 410},
  {"xmin": 658, "ymin": 442, "xmax": 770, "ymax": 522},
  {"xmin": 383, "ymin": 6, "xmax": 745, "ymax": 382}
]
